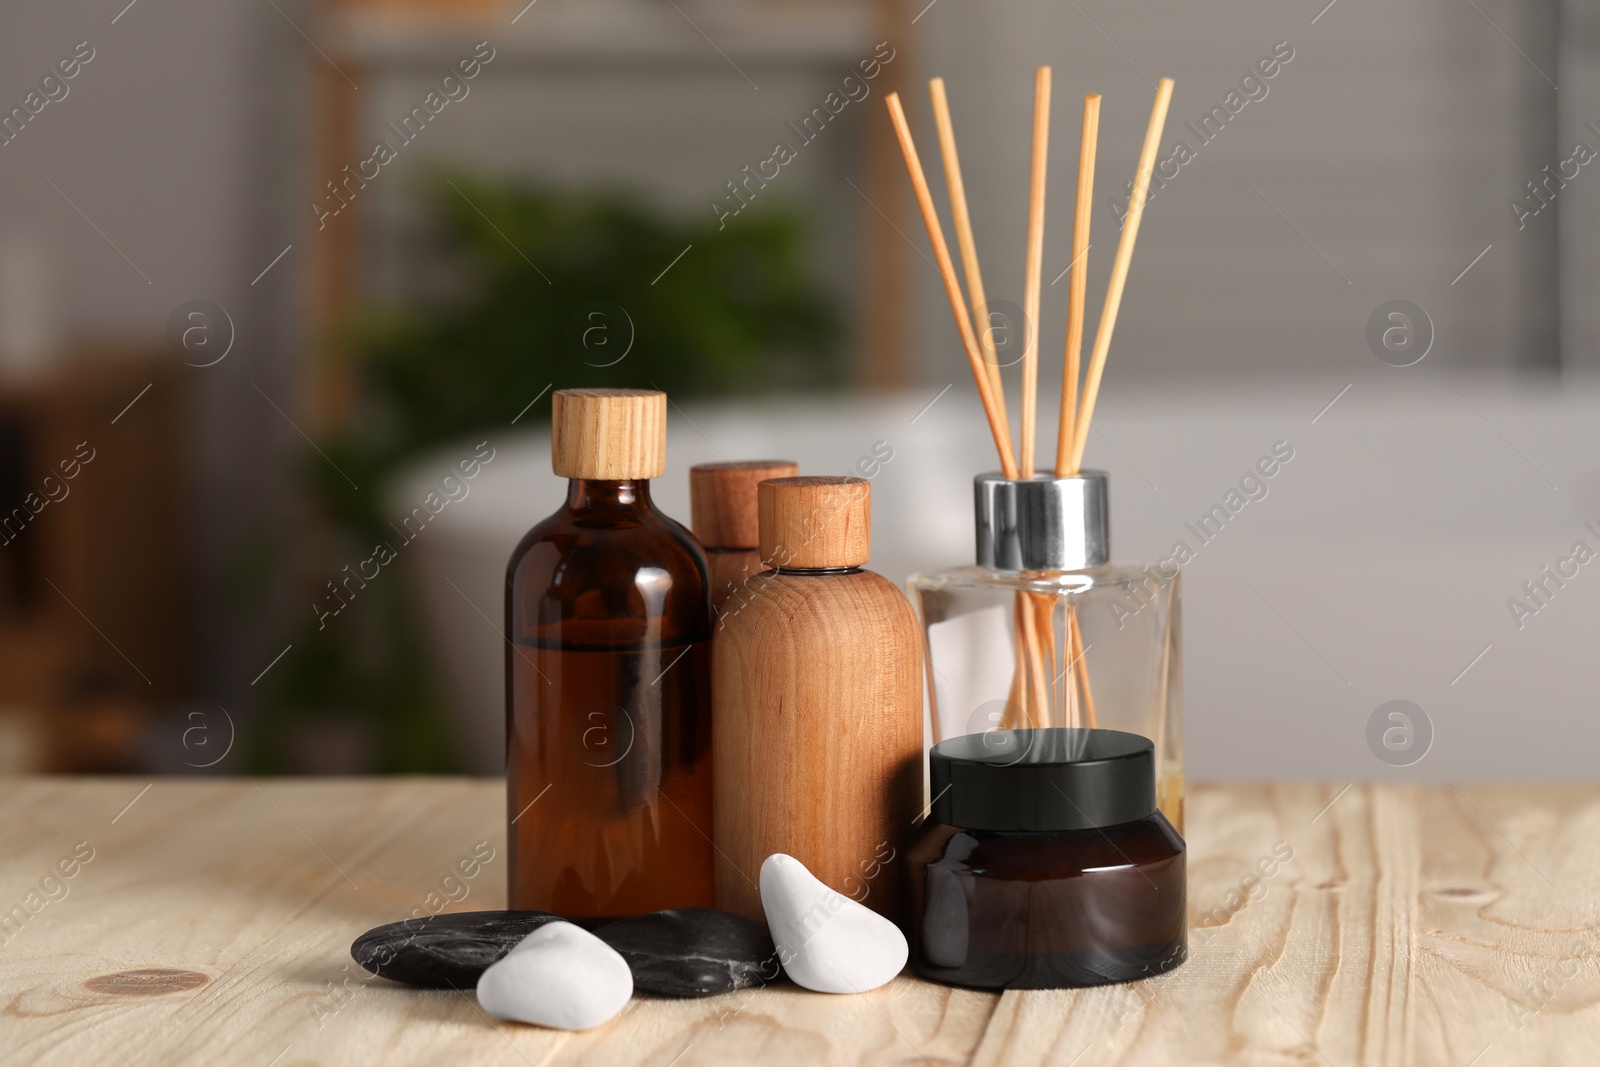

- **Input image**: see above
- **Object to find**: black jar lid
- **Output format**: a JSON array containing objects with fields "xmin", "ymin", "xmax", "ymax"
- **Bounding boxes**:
[{"xmin": 929, "ymin": 728, "xmax": 1156, "ymax": 832}]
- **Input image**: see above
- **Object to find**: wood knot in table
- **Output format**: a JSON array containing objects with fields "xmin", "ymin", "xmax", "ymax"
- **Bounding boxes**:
[{"xmin": 83, "ymin": 969, "xmax": 209, "ymax": 996}]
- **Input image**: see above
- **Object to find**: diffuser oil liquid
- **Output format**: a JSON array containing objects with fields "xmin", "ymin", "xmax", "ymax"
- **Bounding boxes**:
[{"xmin": 910, "ymin": 562, "xmax": 1184, "ymax": 833}]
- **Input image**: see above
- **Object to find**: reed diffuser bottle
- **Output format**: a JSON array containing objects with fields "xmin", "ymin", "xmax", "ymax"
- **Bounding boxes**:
[
  {"xmin": 712, "ymin": 476, "xmax": 922, "ymax": 926},
  {"xmin": 907, "ymin": 473, "xmax": 1183, "ymax": 829},
  {"xmin": 506, "ymin": 388, "xmax": 714, "ymax": 919},
  {"xmin": 886, "ymin": 69, "xmax": 1184, "ymax": 825}
]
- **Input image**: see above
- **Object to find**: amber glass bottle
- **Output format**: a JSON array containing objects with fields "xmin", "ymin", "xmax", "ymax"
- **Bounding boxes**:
[{"xmin": 506, "ymin": 388, "xmax": 714, "ymax": 920}]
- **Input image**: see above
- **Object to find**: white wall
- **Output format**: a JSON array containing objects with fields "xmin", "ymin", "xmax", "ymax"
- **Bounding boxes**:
[
  {"xmin": 400, "ymin": 377, "xmax": 1600, "ymax": 782},
  {"xmin": 912, "ymin": 0, "xmax": 1549, "ymax": 384},
  {"xmin": 346, "ymin": 0, "xmax": 1556, "ymax": 387},
  {"xmin": 0, "ymin": 0, "xmax": 301, "ymax": 699}
]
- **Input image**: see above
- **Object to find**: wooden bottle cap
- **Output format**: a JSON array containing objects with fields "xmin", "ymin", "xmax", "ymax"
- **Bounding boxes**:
[
  {"xmin": 551, "ymin": 388, "xmax": 667, "ymax": 480},
  {"xmin": 690, "ymin": 461, "xmax": 800, "ymax": 549},
  {"xmin": 758, "ymin": 476, "xmax": 871, "ymax": 569}
]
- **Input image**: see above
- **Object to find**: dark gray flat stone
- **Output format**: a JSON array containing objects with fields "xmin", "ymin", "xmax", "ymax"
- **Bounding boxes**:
[
  {"xmin": 351, "ymin": 910, "xmax": 562, "ymax": 988},
  {"xmin": 594, "ymin": 908, "xmax": 778, "ymax": 998}
]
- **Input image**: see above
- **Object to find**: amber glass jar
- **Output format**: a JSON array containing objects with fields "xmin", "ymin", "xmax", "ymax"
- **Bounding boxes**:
[
  {"xmin": 506, "ymin": 389, "xmax": 714, "ymax": 920},
  {"xmin": 908, "ymin": 728, "xmax": 1186, "ymax": 989}
]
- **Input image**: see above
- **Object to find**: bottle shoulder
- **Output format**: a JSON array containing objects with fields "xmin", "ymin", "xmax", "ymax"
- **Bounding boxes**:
[
  {"xmin": 510, "ymin": 504, "xmax": 709, "ymax": 584},
  {"xmin": 507, "ymin": 502, "xmax": 712, "ymax": 644},
  {"xmin": 715, "ymin": 567, "xmax": 918, "ymax": 637}
]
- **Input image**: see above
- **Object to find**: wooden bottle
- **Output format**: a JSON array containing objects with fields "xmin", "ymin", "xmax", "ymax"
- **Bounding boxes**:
[
  {"xmin": 689, "ymin": 460, "xmax": 798, "ymax": 614},
  {"xmin": 712, "ymin": 476, "xmax": 923, "ymax": 927}
]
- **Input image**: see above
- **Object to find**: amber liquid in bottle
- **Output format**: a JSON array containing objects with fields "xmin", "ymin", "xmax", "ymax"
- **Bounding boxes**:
[{"xmin": 506, "ymin": 478, "xmax": 714, "ymax": 921}]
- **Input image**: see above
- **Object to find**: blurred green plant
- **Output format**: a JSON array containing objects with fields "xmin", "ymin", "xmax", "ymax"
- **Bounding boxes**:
[{"xmin": 251, "ymin": 175, "xmax": 840, "ymax": 772}]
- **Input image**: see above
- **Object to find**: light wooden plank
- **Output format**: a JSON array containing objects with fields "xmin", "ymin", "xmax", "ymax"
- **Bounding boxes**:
[
  {"xmin": 966, "ymin": 783, "xmax": 1600, "ymax": 1066},
  {"xmin": 2, "ymin": 779, "xmax": 1598, "ymax": 1065}
]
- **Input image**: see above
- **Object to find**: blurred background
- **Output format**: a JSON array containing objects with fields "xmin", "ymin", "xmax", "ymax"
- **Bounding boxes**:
[{"xmin": 0, "ymin": 0, "xmax": 1595, "ymax": 781}]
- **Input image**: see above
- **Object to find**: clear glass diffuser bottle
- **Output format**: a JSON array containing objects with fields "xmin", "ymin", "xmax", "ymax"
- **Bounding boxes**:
[{"xmin": 908, "ymin": 471, "xmax": 1183, "ymax": 831}]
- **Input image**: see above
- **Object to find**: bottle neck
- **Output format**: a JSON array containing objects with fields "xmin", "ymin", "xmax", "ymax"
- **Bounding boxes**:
[{"xmin": 566, "ymin": 478, "xmax": 654, "ymax": 511}]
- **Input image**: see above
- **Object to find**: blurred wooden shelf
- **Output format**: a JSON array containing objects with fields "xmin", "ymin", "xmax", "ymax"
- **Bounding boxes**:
[
  {"xmin": 6, "ymin": 779, "xmax": 1597, "ymax": 1064},
  {"xmin": 304, "ymin": 0, "xmax": 911, "ymax": 431},
  {"xmin": 0, "ymin": 349, "xmax": 191, "ymax": 771},
  {"xmin": 324, "ymin": 0, "xmax": 875, "ymax": 66}
]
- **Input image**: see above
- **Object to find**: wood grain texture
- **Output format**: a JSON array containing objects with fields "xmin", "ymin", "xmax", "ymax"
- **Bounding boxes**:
[
  {"xmin": 689, "ymin": 461, "xmax": 798, "ymax": 550},
  {"xmin": 712, "ymin": 567, "xmax": 923, "ymax": 927},
  {"xmin": 705, "ymin": 548, "xmax": 764, "ymax": 615},
  {"xmin": 693, "ymin": 461, "xmax": 800, "ymax": 614},
  {"xmin": 551, "ymin": 389, "xmax": 666, "ymax": 480},
  {"xmin": 3, "ymin": 779, "xmax": 1598, "ymax": 1065},
  {"xmin": 757, "ymin": 476, "xmax": 871, "ymax": 570}
]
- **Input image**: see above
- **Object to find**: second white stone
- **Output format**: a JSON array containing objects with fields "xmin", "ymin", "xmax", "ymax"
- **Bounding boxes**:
[{"xmin": 759, "ymin": 852, "xmax": 908, "ymax": 994}]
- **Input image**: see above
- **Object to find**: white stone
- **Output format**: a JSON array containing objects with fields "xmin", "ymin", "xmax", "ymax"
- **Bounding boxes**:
[
  {"xmin": 759, "ymin": 853, "xmax": 908, "ymax": 994},
  {"xmin": 475, "ymin": 921, "xmax": 632, "ymax": 1030}
]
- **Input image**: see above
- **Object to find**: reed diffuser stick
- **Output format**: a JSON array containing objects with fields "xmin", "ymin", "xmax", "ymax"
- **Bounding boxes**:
[
  {"xmin": 1069, "ymin": 78, "xmax": 1174, "ymax": 473},
  {"xmin": 929, "ymin": 78, "xmax": 1009, "ymax": 442},
  {"xmin": 1033, "ymin": 594, "xmax": 1059, "ymax": 727},
  {"xmin": 1046, "ymin": 94, "xmax": 1104, "ymax": 738},
  {"xmin": 1055, "ymin": 94, "xmax": 1100, "ymax": 476},
  {"xmin": 1040, "ymin": 594, "xmax": 1068, "ymax": 727},
  {"xmin": 1012, "ymin": 69, "xmax": 1054, "ymax": 733},
  {"xmin": 1019, "ymin": 66, "xmax": 1051, "ymax": 478},
  {"xmin": 885, "ymin": 92, "xmax": 1020, "ymax": 479},
  {"xmin": 1069, "ymin": 608, "xmax": 1098, "ymax": 728},
  {"xmin": 1004, "ymin": 598, "xmax": 1028, "ymax": 730},
  {"xmin": 1021, "ymin": 597, "xmax": 1050, "ymax": 727}
]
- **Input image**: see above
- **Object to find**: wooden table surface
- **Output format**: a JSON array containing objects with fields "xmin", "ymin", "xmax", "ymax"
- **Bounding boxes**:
[{"xmin": 4, "ymin": 778, "xmax": 1597, "ymax": 1066}]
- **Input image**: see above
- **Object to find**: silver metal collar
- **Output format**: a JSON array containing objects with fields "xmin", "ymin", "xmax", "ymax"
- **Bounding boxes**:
[{"xmin": 975, "ymin": 471, "xmax": 1110, "ymax": 571}]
